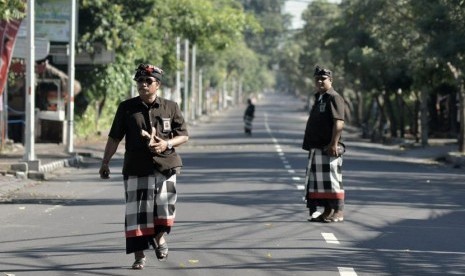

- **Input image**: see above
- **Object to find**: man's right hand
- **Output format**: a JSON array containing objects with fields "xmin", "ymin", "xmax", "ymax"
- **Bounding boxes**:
[{"xmin": 99, "ymin": 163, "xmax": 110, "ymax": 179}]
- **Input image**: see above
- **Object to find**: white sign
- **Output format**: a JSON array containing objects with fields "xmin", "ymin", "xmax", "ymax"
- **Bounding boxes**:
[{"xmin": 35, "ymin": 0, "xmax": 73, "ymax": 42}]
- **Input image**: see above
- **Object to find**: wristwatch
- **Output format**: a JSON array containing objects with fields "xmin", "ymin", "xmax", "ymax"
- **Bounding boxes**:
[{"xmin": 167, "ymin": 140, "xmax": 173, "ymax": 150}]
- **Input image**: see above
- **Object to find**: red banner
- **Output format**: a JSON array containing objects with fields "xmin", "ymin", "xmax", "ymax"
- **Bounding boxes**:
[{"xmin": 0, "ymin": 18, "xmax": 22, "ymax": 96}]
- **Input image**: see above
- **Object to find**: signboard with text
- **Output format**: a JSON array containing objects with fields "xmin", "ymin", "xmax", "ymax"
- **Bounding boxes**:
[{"xmin": 34, "ymin": 0, "xmax": 73, "ymax": 42}]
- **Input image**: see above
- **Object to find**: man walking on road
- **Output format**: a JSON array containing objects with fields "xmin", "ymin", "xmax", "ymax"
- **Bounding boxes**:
[
  {"xmin": 302, "ymin": 66, "xmax": 345, "ymax": 223},
  {"xmin": 243, "ymin": 98, "xmax": 255, "ymax": 136},
  {"xmin": 99, "ymin": 64, "xmax": 189, "ymax": 269}
]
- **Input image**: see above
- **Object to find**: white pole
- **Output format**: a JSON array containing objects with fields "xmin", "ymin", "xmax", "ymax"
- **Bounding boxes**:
[
  {"xmin": 24, "ymin": 0, "xmax": 36, "ymax": 162},
  {"xmin": 130, "ymin": 84, "xmax": 135, "ymax": 98},
  {"xmin": 222, "ymin": 81, "xmax": 227, "ymax": 110},
  {"xmin": 183, "ymin": 39, "xmax": 189, "ymax": 121},
  {"xmin": 239, "ymin": 80, "xmax": 243, "ymax": 104},
  {"xmin": 198, "ymin": 69, "xmax": 202, "ymax": 117},
  {"xmin": 66, "ymin": 0, "xmax": 76, "ymax": 153},
  {"xmin": 190, "ymin": 44, "xmax": 196, "ymax": 120},
  {"xmin": 232, "ymin": 78, "xmax": 237, "ymax": 106},
  {"xmin": 175, "ymin": 37, "xmax": 181, "ymax": 103}
]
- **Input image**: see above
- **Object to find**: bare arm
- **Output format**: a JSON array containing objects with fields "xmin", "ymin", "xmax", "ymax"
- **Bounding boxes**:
[
  {"xmin": 328, "ymin": 119, "xmax": 344, "ymax": 156},
  {"xmin": 99, "ymin": 136, "xmax": 121, "ymax": 179}
]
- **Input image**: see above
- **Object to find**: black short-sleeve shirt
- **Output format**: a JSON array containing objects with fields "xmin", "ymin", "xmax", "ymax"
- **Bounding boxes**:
[
  {"xmin": 302, "ymin": 88, "xmax": 345, "ymax": 150},
  {"xmin": 109, "ymin": 96, "xmax": 188, "ymax": 175}
]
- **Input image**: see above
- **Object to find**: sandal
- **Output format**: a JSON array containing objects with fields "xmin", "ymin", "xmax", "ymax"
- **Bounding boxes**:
[
  {"xmin": 330, "ymin": 216, "xmax": 344, "ymax": 222},
  {"xmin": 131, "ymin": 257, "xmax": 146, "ymax": 270},
  {"xmin": 328, "ymin": 210, "xmax": 344, "ymax": 222},
  {"xmin": 329, "ymin": 213, "xmax": 344, "ymax": 222},
  {"xmin": 309, "ymin": 208, "xmax": 333, "ymax": 223},
  {"xmin": 155, "ymin": 243, "xmax": 169, "ymax": 262},
  {"xmin": 309, "ymin": 214, "xmax": 331, "ymax": 223}
]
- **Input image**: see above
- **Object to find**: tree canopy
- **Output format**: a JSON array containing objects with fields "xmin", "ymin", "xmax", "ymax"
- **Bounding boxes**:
[{"xmin": 279, "ymin": 0, "xmax": 465, "ymax": 151}]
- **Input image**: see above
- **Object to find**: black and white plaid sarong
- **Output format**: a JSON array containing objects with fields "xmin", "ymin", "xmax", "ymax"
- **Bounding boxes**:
[
  {"xmin": 244, "ymin": 115, "xmax": 253, "ymax": 130},
  {"xmin": 305, "ymin": 149, "xmax": 344, "ymax": 200},
  {"xmin": 124, "ymin": 171, "xmax": 177, "ymax": 238}
]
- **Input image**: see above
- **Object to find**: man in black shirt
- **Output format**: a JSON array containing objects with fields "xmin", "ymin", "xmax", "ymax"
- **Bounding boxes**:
[
  {"xmin": 302, "ymin": 66, "xmax": 345, "ymax": 223},
  {"xmin": 99, "ymin": 64, "xmax": 188, "ymax": 269},
  {"xmin": 243, "ymin": 98, "xmax": 255, "ymax": 135}
]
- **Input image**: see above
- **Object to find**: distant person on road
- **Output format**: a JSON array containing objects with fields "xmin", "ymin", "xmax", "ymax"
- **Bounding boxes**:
[
  {"xmin": 99, "ymin": 63, "xmax": 189, "ymax": 269},
  {"xmin": 302, "ymin": 66, "xmax": 345, "ymax": 223},
  {"xmin": 243, "ymin": 98, "xmax": 255, "ymax": 135}
]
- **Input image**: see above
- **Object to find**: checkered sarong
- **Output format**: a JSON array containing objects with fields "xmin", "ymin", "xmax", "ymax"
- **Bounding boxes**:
[
  {"xmin": 305, "ymin": 149, "xmax": 344, "ymax": 200},
  {"xmin": 244, "ymin": 115, "xmax": 253, "ymax": 130},
  {"xmin": 124, "ymin": 171, "xmax": 177, "ymax": 238}
]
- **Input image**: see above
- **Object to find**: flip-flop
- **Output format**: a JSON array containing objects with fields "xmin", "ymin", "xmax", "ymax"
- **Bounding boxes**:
[
  {"xmin": 132, "ymin": 257, "xmax": 146, "ymax": 270},
  {"xmin": 155, "ymin": 243, "xmax": 168, "ymax": 261},
  {"xmin": 309, "ymin": 214, "xmax": 331, "ymax": 223},
  {"xmin": 329, "ymin": 216, "xmax": 344, "ymax": 222}
]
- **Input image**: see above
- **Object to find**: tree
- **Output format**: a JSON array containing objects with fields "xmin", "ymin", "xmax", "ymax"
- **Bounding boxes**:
[
  {"xmin": 0, "ymin": 0, "xmax": 25, "ymax": 21},
  {"xmin": 412, "ymin": 0, "xmax": 465, "ymax": 152},
  {"xmin": 74, "ymin": 0, "xmax": 264, "ymax": 135}
]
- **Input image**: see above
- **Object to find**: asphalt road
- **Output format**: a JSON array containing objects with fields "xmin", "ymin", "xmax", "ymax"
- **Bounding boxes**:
[{"xmin": 1, "ymin": 92, "xmax": 464, "ymax": 276}]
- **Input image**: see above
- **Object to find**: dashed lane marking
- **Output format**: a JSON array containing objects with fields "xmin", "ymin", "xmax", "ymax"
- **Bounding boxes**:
[
  {"xmin": 322, "ymin": 232, "xmax": 340, "ymax": 244},
  {"xmin": 338, "ymin": 267, "xmax": 358, "ymax": 276},
  {"xmin": 266, "ymin": 113, "xmax": 356, "ymax": 276}
]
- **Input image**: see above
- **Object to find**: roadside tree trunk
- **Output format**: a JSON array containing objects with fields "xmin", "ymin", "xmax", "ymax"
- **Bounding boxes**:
[
  {"xmin": 420, "ymin": 88, "xmax": 429, "ymax": 147},
  {"xmin": 447, "ymin": 62, "xmax": 465, "ymax": 153},
  {"xmin": 458, "ymin": 81, "xmax": 465, "ymax": 152}
]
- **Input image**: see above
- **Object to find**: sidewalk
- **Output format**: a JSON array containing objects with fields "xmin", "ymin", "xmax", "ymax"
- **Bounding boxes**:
[
  {"xmin": 395, "ymin": 139, "xmax": 464, "ymax": 166},
  {"xmin": 0, "ymin": 136, "xmax": 108, "ymax": 198}
]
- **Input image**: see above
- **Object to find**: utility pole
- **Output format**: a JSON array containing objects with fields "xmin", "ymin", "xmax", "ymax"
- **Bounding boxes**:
[
  {"xmin": 66, "ymin": 0, "xmax": 76, "ymax": 154},
  {"xmin": 190, "ymin": 44, "xmax": 196, "ymax": 121},
  {"xmin": 24, "ymin": 0, "xmax": 36, "ymax": 164},
  {"xmin": 183, "ymin": 39, "xmax": 189, "ymax": 121},
  {"xmin": 198, "ymin": 69, "xmax": 203, "ymax": 117},
  {"xmin": 175, "ymin": 37, "xmax": 181, "ymax": 103}
]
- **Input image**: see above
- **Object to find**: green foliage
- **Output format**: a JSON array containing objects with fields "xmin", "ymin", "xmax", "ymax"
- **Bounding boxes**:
[
  {"xmin": 283, "ymin": 0, "xmax": 465, "ymax": 143},
  {"xmin": 73, "ymin": 0, "xmax": 270, "ymax": 136},
  {"xmin": 240, "ymin": 0, "xmax": 285, "ymax": 69},
  {"xmin": 0, "ymin": 0, "xmax": 25, "ymax": 21}
]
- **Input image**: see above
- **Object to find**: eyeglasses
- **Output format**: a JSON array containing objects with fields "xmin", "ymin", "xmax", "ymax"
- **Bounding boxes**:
[{"xmin": 136, "ymin": 77, "xmax": 157, "ymax": 85}]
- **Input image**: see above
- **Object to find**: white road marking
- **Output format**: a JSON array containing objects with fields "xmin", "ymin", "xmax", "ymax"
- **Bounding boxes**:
[
  {"xmin": 45, "ymin": 205, "xmax": 62, "ymax": 213},
  {"xmin": 287, "ymin": 169, "xmax": 295, "ymax": 174},
  {"xmin": 297, "ymin": 185, "xmax": 305, "ymax": 190},
  {"xmin": 285, "ymin": 165, "xmax": 291, "ymax": 169},
  {"xmin": 338, "ymin": 267, "xmax": 358, "ymax": 276},
  {"xmin": 322, "ymin": 232, "xmax": 340, "ymax": 244},
  {"xmin": 292, "ymin": 176, "xmax": 301, "ymax": 181}
]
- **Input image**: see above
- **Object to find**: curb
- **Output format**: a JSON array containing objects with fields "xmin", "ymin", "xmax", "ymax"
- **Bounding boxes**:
[
  {"xmin": 27, "ymin": 155, "xmax": 84, "ymax": 180},
  {"xmin": 445, "ymin": 152, "xmax": 465, "ymax": 168}
]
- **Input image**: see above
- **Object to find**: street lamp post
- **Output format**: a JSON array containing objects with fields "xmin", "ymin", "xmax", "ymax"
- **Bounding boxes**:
[{"xmin": 24, "ymin": 0, "xmax": 37, "ymax": 166}]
